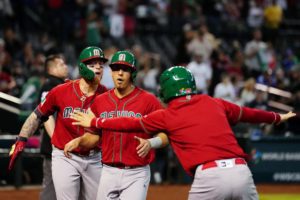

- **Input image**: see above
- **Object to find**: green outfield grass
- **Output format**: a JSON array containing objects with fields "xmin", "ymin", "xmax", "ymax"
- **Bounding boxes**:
[{"xmin": 260, "ymin": 194, "xmax": 300, "ymax": 200}]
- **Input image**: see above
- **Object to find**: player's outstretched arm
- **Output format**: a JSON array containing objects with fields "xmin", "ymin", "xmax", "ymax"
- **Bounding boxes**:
[
  {"xmin": 70, "ymin": 108, "xmax": 95, "ymax": 128},
  {"xmin": 279, "ymin": 111, "xmax": 296, "ymax": 123},
  {"xmin": 135, "ymin": 132, "xmax": 169, "ymax": 158},
  {"xmin": 9, "ymin": 111, "xmax": 44, "ymax": 171},
  {"xmin": 219, "ymin": 98, "xmax": 297, "ymax": 125},
  {"xmin": 64, "ymin": 132, "xmax": 100, "ymax": 158}
]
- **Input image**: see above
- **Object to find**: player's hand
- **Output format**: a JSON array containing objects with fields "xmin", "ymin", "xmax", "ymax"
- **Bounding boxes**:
[
  {"xmin": 64, "ymin": 137, "xmax": 81, "ymax": 158},
  {"xmin": 70, "ymin": 108, "xmax": 95, "ymax": 128},
  {"xmin": 279, "ymin": 111, "xmax": 296, "ymax": 123},
  {"xmin": 135, "ymin": 136, "xmax": 151, "ymax": 158},
  {"xmin": 8, "ymin": 137, "xmax": 27, "ymax": 171}
]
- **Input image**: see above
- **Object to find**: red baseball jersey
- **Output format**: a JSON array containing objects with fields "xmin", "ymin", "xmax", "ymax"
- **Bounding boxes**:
[
  {"xmin": 90, "ymin": 87, "xmax": 162, "ymax": 166},
  {"xmin": 97, "ymin": 94, "xmax": 281, "ymax": 176},
  {"xmin": 36, "ymin": 79, "xmax": 107, "ymax": 154}
]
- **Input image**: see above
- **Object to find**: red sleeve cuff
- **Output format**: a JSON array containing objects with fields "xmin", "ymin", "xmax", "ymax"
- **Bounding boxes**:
[
  {"xmin": 274, "ymin": 113, "xmax": 281, "ymax": 125},
  {"xmin": 91, "ymin": 118, "xmax": 98, "ymax": 128}
]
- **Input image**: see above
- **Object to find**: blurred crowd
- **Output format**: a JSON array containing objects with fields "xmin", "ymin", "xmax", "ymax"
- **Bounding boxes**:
[{"xmin": 0, "ymin": 0, "xmax": 300, "ymax": 134}]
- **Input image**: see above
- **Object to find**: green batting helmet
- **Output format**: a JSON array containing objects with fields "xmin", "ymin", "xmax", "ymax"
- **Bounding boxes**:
[
  {"xmin": 159, "ymin": 66, "xmax": 197, "ymax": 103},
  {"xmin": 78, "ymin": 46, "xmax": 108, "ymax": 81},
  {"xmin": 109, "ymin": 50, "xmax": 137, "ymax": 81}
]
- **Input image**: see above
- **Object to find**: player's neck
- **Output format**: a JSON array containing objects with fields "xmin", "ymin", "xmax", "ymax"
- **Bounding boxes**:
[
  {"xmin": 79, "ymin": 78, "xmax": 98, "ymax": 97},
  {"xmin": 114, "ymin": 85, "xmax": 135, "ymax": 99}
]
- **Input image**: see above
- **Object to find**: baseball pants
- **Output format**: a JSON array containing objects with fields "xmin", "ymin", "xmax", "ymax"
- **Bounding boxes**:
[
  {"xmin": 52, "ymin": 147, "xmax": 102, "ymax": 200},
  {"xmin": 40, "ymin": 157, "xmax": 56, "ymax": 200},
  {"xmin": 96, "ymin": 164, "xmax": 151, "ymax": 200},
  {"xmin": 189, "ymin": 158, "xmax": 258, "ymax": 200}
]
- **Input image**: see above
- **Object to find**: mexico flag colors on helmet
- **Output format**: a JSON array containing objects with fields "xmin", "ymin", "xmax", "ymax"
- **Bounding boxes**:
[
  {"xmin": 78, "ymin": 46, "xmax": 108, "ymax": 81},
  {"xmin": 159, "ymin": 66, "xmax": 197, "ymax": 103},
  {"xmin": 109, "ymin": 50, "xmax": 137, "ymax": 81}
]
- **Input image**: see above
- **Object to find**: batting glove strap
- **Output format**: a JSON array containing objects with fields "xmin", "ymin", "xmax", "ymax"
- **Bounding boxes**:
[{"xmin": 17, "ymin": 136, "xmax": 28, "ymax": 142}]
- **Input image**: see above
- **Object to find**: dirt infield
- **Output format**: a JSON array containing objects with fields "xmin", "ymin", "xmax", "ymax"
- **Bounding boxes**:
[{"xmin": 0, "ymin": 184, "xmax": 299, "ymax": 200}]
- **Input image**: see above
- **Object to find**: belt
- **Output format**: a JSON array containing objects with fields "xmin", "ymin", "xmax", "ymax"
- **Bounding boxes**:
[
  {"xmin": 201, "ymin": 158, "xmax": 246, "ymax": 170},
  {"xmin": 53, "ymin": 145, "xmax": 100, "ymax": 157},
  {"xmin": 73, "ymin": 150, "xmax": 100, "ymax": 157},
  {"xmin": 105, "ymin": 163, "xmax": 141, "ymax": 169}
]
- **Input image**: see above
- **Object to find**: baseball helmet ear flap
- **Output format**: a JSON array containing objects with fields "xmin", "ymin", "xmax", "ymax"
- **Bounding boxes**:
[
  {"xmin": 78, "ymin": 62, "xmax": 95, "ymax": 81},
  {"xmin": 159, "ymin": 66, "xmax": 197, "ymax": 103},
  {"xmin": 78, "ymin": 46, "xmax": 108, "ymax": 81}
]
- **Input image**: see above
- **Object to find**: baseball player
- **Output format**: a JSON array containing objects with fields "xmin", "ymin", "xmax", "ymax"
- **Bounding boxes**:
[
  {"xmin": 39, "ymin": 54, "xmax": 69, "ymax": 200},
  {"xmin": 65, "ymin": 50, "xmax": 169, "ymax": 200},
  {"xmin": 8, "ymin": 46, "xmax": 108, "ymax": 200},
  {"xmin": 71, "ymin": 66, "xmax": 296, "ymax": 200}
]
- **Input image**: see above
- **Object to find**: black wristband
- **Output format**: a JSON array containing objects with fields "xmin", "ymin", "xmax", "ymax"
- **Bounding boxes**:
[{"xmin": 17, "ymin": 136, "xmax": 28, "ymax": 142}]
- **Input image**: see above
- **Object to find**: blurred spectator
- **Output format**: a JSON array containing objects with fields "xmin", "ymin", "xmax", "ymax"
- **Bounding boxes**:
[
  {"xmin": 247, "ymin": 0, "xmax": 264, "ymax": 29},
  {"xmin": 240, "ymin": 78, "xmax": 256, "ymax": 106},
  {"xmin": 214, "ymin": 73, "xmax": 236, "ymax": 102},
  {"xmin": 3, "ymin": 27, "xmax": 22, "ymax": 58},
  {"xmin": 38, "ymin": 33, "xmax": 57, "ymax": 55},
  {"xmin": 0, "ymin": 38, "xmax": 11, "ymax": 68},
  {"xmin": 209, "ymin": 49, "xmax": 231, "ymax": 96},
  {"xmin": 186, "ymin": 50, "xmax": 212, "ymax": 94},
  {"xmin": 247, "ymin": 90, "xmax": 268, "ymax": 110},
  {"xmin": 142, "ymin": 54, "xmax": 161, "ymax": 94},
  {"xmin": 263, "ymin": 0, "xmax": 283, "ymax": 45},
  {"xmin": 282, "ymin": 48, "xmax": 299, "ymax": 72},
  {"xmin": 186, "ymin": 29, "xmax": 213, "ymax": 62},
  {"xmin": 20, "ymin": 70, "xmax": 44, "ymax": 111},
  {"xmin": 257, "ymin": 68, "xmax": 277, "ymax": 87},
  {"xmin": 199, "ymin": 24, "xmax": 220, "ymax": 51},
  {"xmin": 275, "ymin": 68, "xmax": 290, "ymax": 90},
  {"xmin": 0, "ymin": 0, "xmax": 14, "ymax": 27},
  {"xmin": 10, "ymin": 61, "xmax": 26, "ymax": 96},
  {"xmin": 244, "ymin": 29, "xmax": 268, "ymax": 78},
  {"xmin": 227, "ymin": 49, "xmax": 245, "ymax": 81},
  {"xmin": 86, "ymin": 10, "xmax": 103, "ymax": 46},
  {"xmin": 110, "ymin": 13, "xmax": 124, "ymax": 38},
  {"xmin": 0, "ymin": 66, "xmax": 16, "ymax": 94},
  {"xmin": 175, "ymin": 23, "xmax": 195, "ymax": 65}
]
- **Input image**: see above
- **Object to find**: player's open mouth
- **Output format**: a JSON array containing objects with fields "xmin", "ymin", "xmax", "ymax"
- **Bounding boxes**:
[
  {"xmin": 95, "ymin": 72, "xmax": 101, "ymax": 75},
  {"xmin": 117, "ymin": 78, "xmax": 123, "ymax": 83}
]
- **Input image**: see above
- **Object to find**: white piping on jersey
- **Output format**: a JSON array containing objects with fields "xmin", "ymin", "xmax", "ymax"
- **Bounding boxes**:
[
  {"xmin": 107, "ymin": 88, "xmax": 142, "ymax": 163},
  {"xmin": 139, "ymin": 119, "xmax": 150, "ymax": 134}
]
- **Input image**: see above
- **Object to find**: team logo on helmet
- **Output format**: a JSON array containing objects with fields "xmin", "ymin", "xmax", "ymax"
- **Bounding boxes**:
[
  {"xmin": 93, "ymin": 49, "xmax": 100, "ymax": 56},
  {"xmin": 118, "ymin": 54, "xmax": 126, "ymax": 61},
  {"xmin": 179, "ymin": 88, "xmax": 192, "ymax": 95}
]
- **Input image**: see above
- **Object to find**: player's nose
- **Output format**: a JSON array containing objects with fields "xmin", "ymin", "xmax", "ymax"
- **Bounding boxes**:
[{"xmin": 118, "ymin": 69, "xmax": 124, "ymax": 74}]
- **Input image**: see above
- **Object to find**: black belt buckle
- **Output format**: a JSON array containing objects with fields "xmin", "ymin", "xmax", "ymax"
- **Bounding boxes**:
[{"xmin": 108, "ymin": 163, "xmax": 136, "ymax": 169}]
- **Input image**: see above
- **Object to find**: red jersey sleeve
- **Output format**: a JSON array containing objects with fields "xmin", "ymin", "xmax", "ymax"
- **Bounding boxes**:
[
  {"xmin": 86, "ymin": 98, "xmax": 101, "ymax": 134},
  {"xmin": 95, "ymin": 109, "xmax": 166, "ymax": 134},
  {"xmin": 36, "ymin": 86, "xmax": 58, "ymax": 117},
  {"xmin": 96, "ymin": 117, "xmax": 143, "ymax": 132},
  {"xmin": 214, "ymin": 98, "xmax": 280, "ymax": 125},
  {"xmin": 140, "ymin": 109, "xmax": 166, "ymax": 133}
]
